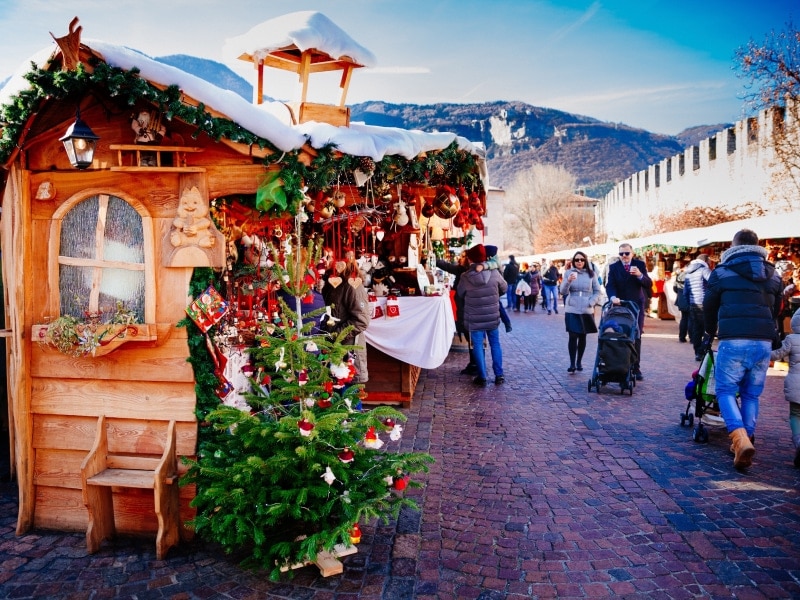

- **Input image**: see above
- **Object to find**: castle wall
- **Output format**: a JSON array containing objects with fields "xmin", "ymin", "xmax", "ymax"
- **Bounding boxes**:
[{"xmin": 598, "ymin": 106, "xmax": 799, "ymax": 242}]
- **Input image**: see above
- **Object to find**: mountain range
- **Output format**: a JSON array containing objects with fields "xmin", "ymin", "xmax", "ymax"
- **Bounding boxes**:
[{"xmin": 156, "ymin": 55, "xmax": 729, "ymax": 198}]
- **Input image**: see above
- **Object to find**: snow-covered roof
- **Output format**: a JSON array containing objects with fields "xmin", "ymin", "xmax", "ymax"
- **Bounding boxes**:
[
  {"xmin": 223, "ymin": 11, "xmax": 377, "ymax": 68},
  {"xmin": 0, "ymin": 22, "xmax": 484, "ymax": 166}
]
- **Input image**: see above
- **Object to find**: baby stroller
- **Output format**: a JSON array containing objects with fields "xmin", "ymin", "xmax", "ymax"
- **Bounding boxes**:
[
  {"xmin": 680, "ymin": 346, "xmax": 725, "ymax": 443},
  {"xmin": 588, "ymin": 300, "xmax": 640, "ymax": 395}
]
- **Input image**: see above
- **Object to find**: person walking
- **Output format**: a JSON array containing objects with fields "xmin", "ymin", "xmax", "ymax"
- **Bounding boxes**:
[
  {"xmin": 560, "ymin": 251, "xmax": 600, "ymax": 372},
  {"xmin": 683, "ymin": 254, "xmax": 712, "ymax": 361},
  {"xmin": 542, "ymin": 261, "xmax": 560, "ymax": 315},
  {"xmin": 672, "ymin": 262, "xmax": 690, "ymax": 344},
  {"xmin": 703, "ymin": 228, "xmax": 783, "ymax": 470},
  {"xmin": 604, "ymin": 242, "xmax": 652, "ymax": 381},
  {"xmin": 436, "ymin": 253, "xmax": 478, "ymax": 375},
  {"xmin": 771, "ymin": 310, "xmax": 800, "ymax": 468},
  {"xmin": 458, "ymin": 244, "xmax": 507, "ymax": 387},
  {"xmin": 526, "ymin": 263, "xmax": 543, "ymax": 312},
  {"xmin": 502, "ymin": 255, "xmax": 520, "ymax": 312}
]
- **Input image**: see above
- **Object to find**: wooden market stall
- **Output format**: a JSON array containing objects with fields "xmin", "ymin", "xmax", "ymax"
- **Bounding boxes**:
[{"xmin": 0, "ymin": 14, "xmax": 486, "ymax": 552}]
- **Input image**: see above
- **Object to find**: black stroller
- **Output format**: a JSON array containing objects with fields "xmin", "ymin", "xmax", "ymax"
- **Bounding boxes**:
[
  {"xmin": 680, "ymin": 346, "xmax": 725, "ymax": 443},
  {"xmin": 588, "ymin": 300, "xmax": 640, "ymax": 395}
]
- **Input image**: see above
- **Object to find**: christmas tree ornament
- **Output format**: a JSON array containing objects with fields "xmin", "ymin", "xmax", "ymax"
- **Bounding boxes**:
[
  {"xmin": 330, "ymin": 361, "xmax": 350, "ymax": 380},
  {"xmin": 321, "ymin": 466, "xmax": 336, "ymax": 486},
  {"xmin": 349, "ymin": 523, "xmax": 362, "ymax": 544},
  {"xmin": 304, "ymin": 397, "xmax": 315, "ymax": 408},
  {"xmin": 363, "ymin": 426, "xmax": 383, "ymax": 449},
  {"xmin": 298, "ymin": 419, "xmax": 314, "ymax": 437},
  {"xmin": 338, "ymin": 447, "xmax": 355, "ymax": 463},
  {"xmin": 393, "ymin": 474, "xmax": 410, "ymax": 491},
  {"xmin": 274, "ymin": 347, "xmax": 287, "ymax": 371},
  {"xmin": 382, "ymin": 418, "xmax": 396, "ymax": 431},
  {"xmin": 383, "ymin": 475, "xmax": 394, "ymax": 486},
  {"xmin": 317, "ymin": 397, "xmax": 332, "ymax": 409},
  {"xmin": 298, "ymin": 369, "xmax": 309, "ymax": 386},
  {"xmin": 304, "ymin": 340, "xmax": 319, "ymax": 353},
  {"xmin": 389, "ymin": 424, "xmax": 403, "ymax": 442}
]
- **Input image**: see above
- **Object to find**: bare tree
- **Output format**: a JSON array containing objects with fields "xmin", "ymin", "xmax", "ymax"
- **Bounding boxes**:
[
  {"xmin": 505, "ymin": 163, "xmax": 593, "ymax": 253},
  {"xmin": 736, "ymin": 23, "xmax": 800, "ymax": 197}
]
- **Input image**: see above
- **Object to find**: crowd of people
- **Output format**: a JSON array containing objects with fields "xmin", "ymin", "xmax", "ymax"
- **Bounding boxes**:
[{"xmin": 451, "ymin": 230, "xmax": 799, "ymax": 471}]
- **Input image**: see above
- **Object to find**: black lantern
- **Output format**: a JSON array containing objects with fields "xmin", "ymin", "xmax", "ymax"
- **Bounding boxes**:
[{"xmin": 59, "ymin": 110, "xmax": 99, "ymax": 169}]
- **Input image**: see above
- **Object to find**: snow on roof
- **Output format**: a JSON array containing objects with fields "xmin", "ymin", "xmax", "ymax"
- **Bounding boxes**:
[
  {"xmin": 0, "ymin": 20, "xmax": 484, "ymax": 167},
  {"xmin": 222, "ymin": 11, "xmax": 377, "ymax": 68}
]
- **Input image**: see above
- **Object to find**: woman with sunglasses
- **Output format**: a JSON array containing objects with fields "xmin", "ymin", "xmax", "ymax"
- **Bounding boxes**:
[{"xmin": 560, "ymin": 252, "xmax": 601, "ymax": 372}]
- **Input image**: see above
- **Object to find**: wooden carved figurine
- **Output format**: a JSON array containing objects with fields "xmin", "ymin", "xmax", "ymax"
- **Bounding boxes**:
[{"xmin": 165, "ymin": 186, "xmax": 225, "ymax": 268}]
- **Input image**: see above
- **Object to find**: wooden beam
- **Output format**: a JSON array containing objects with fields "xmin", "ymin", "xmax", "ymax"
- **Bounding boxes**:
[{"xmin": 339, "ymin": 65, "xmax": 353, "ymax": 107}]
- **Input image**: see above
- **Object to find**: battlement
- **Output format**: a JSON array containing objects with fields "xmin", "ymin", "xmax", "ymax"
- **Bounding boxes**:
[{"xmin": 599, "ymin": 104, "xmax": 799, "ymax": 241}]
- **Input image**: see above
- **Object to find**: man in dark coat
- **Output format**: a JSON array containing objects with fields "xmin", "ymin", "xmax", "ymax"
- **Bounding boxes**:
[
  {"xmin": 457, "ymin": 244, "xmax": 508, "ymax": 387},
  {"xmin": 703, "ymin": 228, "xmax": 783, "ymax": 469},
  {"xmin": 604, "ymin": 242, "xmax": 652, "ymax": 380},
  {"xmin": 502, "ymin": 255, "xmax": 520, "ymax": 311}
]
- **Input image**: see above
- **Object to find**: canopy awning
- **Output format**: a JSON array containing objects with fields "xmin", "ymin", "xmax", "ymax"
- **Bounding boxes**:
[{"xmin": 525, "ymin": 211, "xmax": 800, "ymax": 264}]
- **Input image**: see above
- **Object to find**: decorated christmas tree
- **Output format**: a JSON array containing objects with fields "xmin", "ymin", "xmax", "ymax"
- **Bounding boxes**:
[{"xmin": 182, "ymin": 235, "xmax": 433, "ymax": 579}]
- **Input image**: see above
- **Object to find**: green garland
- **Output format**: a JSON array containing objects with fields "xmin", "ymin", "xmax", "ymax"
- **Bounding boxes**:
[{"xmin": 1, "ymin": 59, "xmax": 485, "ymax": 219}]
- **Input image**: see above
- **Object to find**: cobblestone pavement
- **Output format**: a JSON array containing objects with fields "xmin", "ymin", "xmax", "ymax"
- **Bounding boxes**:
[{"xmin": 2, "ymin": 306, "xmax": 800, "ymax": 599}]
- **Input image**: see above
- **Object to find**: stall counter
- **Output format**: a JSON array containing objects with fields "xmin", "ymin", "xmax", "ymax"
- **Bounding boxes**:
[{"xmin": 362, "ymin": 294, "xmax": 455, "ymax": 404}]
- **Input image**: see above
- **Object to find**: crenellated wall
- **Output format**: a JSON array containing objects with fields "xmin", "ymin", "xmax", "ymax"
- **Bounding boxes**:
[{"xmin": 598, "ymin": 105, "xmax": 800, "ymax": 242}]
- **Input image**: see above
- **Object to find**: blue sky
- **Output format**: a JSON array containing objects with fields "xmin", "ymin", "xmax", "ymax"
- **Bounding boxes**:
[{"xmin": 0, "ymin": 0, "xmax": 796, "ymax": 135}]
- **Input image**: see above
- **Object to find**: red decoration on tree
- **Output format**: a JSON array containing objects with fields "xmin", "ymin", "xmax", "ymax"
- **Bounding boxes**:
[
  {"xmin": 338, "ymin": 447, "xmax": 355, "ymax": 463},
  {"xmin": 298, "ymin": 418, "xmax": 314, "ymax": 437},
  {"xmin": 349, "ymin": 523, "xmax": 362, "ymax": 544}
]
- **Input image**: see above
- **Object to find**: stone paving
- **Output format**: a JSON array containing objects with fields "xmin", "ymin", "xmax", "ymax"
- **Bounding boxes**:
[{"xmin": 1, "ymin": 305, "xmax": 799, "ymax": 599}]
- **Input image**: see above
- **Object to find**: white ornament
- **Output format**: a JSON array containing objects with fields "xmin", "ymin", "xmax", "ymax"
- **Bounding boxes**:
[
  {"xmin": 321, "ymin": 466, "xmax": 336, "ymax": 485},
  {"xmin": 389, "ymin": 424, "xmax": 403, "ymax": 442}
]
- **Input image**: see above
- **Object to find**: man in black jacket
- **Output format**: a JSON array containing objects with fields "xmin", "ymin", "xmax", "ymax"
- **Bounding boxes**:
[
  {"xmin": 604, "ymin": 242, "xmax": 652, "ymax": 381},
  {"xmin": 703, "ymin": 228, "xmax": 782, "ymax": 469},
  {"xmin": 502, "ymin": 255, "xmax": 520, "ymax": 311}
]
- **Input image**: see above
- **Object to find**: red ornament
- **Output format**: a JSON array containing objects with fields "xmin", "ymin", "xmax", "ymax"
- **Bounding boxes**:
[
  {"xmin": 298, "ymin": 418, "xmax": 314, "ymax": 437},
  {"xmin": 317, "ymin": 397, "xmax": 332, "ymax": 409},
  {"xmin": 338, "ymin": 447, "xmax": 355, "ymax": 463},
  {"xmin": 350, "ymin": 523, "xmax": 362, "ymax": 544},
  {"xmin": 383, "ymin": 418, "xmax": 396, "ymax": 431},
  {"xmin": 392, "ymin": 474, "xmax": 410, "ymax": 491}
]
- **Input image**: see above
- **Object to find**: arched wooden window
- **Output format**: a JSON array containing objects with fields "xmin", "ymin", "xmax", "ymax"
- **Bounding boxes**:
[{"xmin": 49, "ymin": 191, "xmax": 156, "ymax": 324}]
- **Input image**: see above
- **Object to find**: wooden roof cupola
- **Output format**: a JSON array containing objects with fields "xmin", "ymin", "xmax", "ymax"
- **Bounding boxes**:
[{"xmin": 224, "ymin": 11, "xmax": 376, "ymax": 127}]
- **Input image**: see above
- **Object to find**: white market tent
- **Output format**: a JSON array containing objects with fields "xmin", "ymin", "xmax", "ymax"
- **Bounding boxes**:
[{"xmin": 522, "ymin": 211, "xmax": 800, "ymax": 265}]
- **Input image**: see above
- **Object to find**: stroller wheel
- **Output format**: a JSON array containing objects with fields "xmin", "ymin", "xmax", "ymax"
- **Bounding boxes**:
[
  {"xmin": 692, "ymin": 424, "xmax": 709, "ymax": 443},
  {"xmin": 680, "ymin": 413, "xmax": 689, "ymax": 427},
  {"xmin": 588, "ymin": 379, "xmax": 593, "ymax": 392},
  {"xmin": 688, "ymin": 413, "xmax": 694, "ymax": 427}
]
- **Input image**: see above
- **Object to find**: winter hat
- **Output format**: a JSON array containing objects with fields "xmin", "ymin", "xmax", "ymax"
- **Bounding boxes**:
[
  {"xmin": 485, "ymin": 245, "xmax": 498, "ymax": 258},
  {"xmin": 696, "ymin": 253, "xmax": 709, "ymax": 264},
  {"xmin": 465, "ymin": 244, "xmax": 487, "ymax": 264}
]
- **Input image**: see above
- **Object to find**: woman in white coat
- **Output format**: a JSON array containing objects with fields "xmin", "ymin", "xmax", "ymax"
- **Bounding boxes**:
[{"xmin": 560, "ymin": 251, "xmax": 601, "ymax": 372}]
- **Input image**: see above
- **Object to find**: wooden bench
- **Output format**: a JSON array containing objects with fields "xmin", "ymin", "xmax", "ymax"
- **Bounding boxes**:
[{"xmin": 80, "ymin": 415, "xmax": 180, "ymax": 559}]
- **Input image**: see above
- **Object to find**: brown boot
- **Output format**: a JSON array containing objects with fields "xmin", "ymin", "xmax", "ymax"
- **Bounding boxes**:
[{"xmin": 729, "ymin": 428, "xmax": 755, "ymax": 469}]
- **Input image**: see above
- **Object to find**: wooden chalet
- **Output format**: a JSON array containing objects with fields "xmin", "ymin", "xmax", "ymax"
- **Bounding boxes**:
[{"xmin": 0, "ymin": 14, "xmax": 486, "ymax": 556}]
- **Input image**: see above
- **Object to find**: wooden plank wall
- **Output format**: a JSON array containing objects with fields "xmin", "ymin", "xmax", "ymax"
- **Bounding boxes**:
[{"xmin": 21, "ymin": 168, "xmax": 200, "ymax": 538}]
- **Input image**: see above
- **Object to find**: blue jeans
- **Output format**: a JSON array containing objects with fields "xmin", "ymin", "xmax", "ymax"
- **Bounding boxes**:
[
  {"xmin": 714, "ymin": 339, "xmax": 771, "ymax": 436},
  {"xmin": 506, "ymin": 283, "xmax": 518, "ymax": 310},
  {"xmin": 542, "ymin": 284, "xmax": 558, "ymax": 311},
  {"xmin": 470, "ymin": 328, "xmax": 503, "ymax": 380}
]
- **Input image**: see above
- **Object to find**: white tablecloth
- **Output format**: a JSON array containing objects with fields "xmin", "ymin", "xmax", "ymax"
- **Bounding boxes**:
[{"xmin": 364, "ymin": 294, "xmax": 455, "ymax": 369}]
